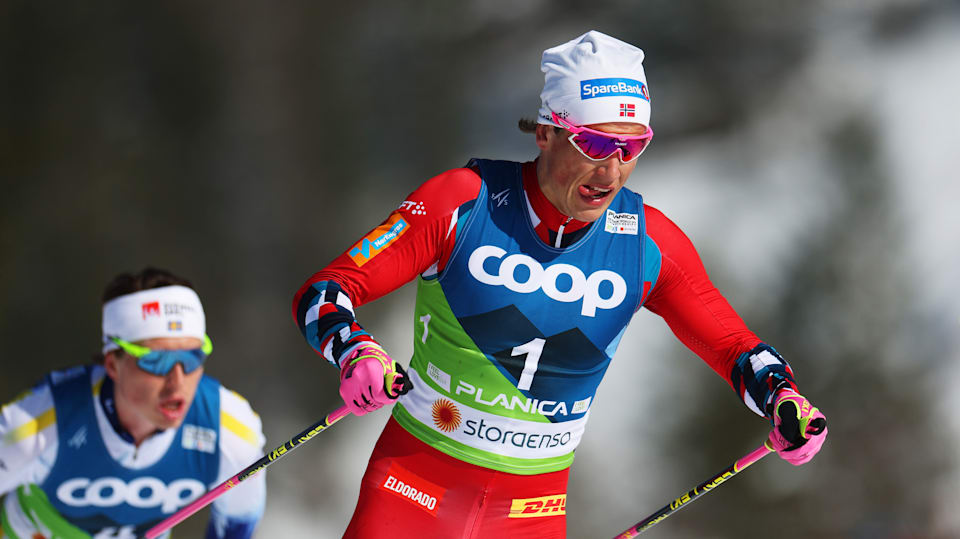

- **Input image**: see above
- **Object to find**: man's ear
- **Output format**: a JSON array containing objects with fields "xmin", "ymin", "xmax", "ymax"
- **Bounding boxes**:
[
  {"xmin": 104, "ymin": 351, "xmax": 121, "ymax": 381},
  {"xmin": 535, "ymin": 124, "xmax": 554, "ymax": 150}
]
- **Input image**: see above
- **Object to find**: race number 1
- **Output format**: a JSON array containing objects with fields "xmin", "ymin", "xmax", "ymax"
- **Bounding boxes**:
[{"xmin": 512, "ymin": 338, "xmax": 545, "ymax": 391}]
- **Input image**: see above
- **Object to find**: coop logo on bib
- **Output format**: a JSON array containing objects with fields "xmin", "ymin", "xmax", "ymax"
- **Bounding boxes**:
[
  {"xmin": 467, "ymin": 245, "xmax": 627, "ymax": 316},
  {"xmin": 56, "ymin": 477, "xmax": 205, "ymax": 514}
]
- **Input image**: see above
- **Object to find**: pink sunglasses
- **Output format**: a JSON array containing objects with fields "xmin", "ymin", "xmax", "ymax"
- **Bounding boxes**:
[{"xmin": 552, "ymin": 112, "xmax": 653, "ymax": 164}]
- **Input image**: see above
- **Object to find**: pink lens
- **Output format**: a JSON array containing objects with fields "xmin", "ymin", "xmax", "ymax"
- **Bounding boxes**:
[{"xmin": 552, "ymin": 112, "xmax": 653, "ymax": 163}]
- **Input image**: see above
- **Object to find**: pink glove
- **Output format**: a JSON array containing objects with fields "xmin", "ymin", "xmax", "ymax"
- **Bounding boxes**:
[
  {"xmin": 768, "ymin": 388, "xmax": 828, "ymax": 465},
  {"xmin": 339, "ymin": 344, "xmax": 412, "ymax": 416}
]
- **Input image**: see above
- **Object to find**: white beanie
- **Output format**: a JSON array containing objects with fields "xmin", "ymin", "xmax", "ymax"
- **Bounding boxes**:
[
  {"xmin": 102, "ymin": 285, "xmax": 206, "ymax": 353},
  {"xmin": 537, "ymin": 30, "xmax": 651, "ymax": 128}
]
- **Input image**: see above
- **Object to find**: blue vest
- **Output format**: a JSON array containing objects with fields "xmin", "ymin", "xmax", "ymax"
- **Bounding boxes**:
[
  {"xmin": 41, "ymin": 366, "xmax": 220, "ymax": 536},
  {"xmin": 439, "ymin": 158, "xmax": 661, "ymax": 420}
]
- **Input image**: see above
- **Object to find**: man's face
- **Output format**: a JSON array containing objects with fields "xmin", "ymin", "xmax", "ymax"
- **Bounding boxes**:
[
  {"xmin": 105, "ymin": 336, "xmax": 204, "ymax": 442},
  {"xmin": 535, "ymin": 122, "xmax": 648, "ymax": 223}
]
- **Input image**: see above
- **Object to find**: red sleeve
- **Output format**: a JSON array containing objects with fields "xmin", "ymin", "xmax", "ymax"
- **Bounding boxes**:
[
  {"xmin": 295, "ymin": 168, "xmax": 482, "ymax": 309},
  {"xmin": 642, "ymin": 205, "xmax": 762, "ymax": 388}
]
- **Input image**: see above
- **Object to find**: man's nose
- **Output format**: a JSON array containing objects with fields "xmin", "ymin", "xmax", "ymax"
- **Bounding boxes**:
[
  {"xmin": 164, "ymin": 363, "xmax": 185, "ymax": 386},
  {"xmin": 597, "ymin": 153, "xmax": 622, "ymax": 180}
]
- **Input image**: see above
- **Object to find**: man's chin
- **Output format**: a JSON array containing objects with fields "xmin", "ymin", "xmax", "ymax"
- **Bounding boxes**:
[
  {"xmin": 571, "ymin": 205, "xmax": 608, "ymax": 223},
  {"xmin": 152, "ymin": 415, "xmax": 185, "ymax": 431}
]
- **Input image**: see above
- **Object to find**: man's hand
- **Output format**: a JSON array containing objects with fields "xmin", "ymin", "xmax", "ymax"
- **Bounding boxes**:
[
  {"xmin": 768, "ymin": 389, "xmax": 827, "ymax": 465},
  {"xmin": 339, "ymin": 344, "xmax": 413, "ymax": 416}
]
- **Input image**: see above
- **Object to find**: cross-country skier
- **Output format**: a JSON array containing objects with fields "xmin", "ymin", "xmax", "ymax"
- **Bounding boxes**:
[
  {"xmin": 1, "ymin": 268, "xmax": 266, "ymax": 538},
  {"xmin": 293, "ymin": 30, "xmax": 828, "ymax": 538}
]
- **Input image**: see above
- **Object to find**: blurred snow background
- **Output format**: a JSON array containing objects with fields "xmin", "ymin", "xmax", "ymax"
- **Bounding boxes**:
[{"xmin": 2, "ymin": 1, "xmax": 957, "ymax": 537}]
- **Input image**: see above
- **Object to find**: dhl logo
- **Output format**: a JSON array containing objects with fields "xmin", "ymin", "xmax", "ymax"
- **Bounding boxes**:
[
  {"xmin": 348, "ymin": 213, "xmax": 409, "ymax": 267},
  {"xmin": 508, "ymin": 494, "xmax": 566, "ymax": 518}
]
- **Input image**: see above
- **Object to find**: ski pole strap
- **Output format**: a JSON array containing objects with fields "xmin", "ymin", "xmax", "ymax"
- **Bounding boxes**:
[
  {"xmin": 143, "ymin": 405, "xmax": 351, "ymax": 539},
  {"xmin": 612, "ymin": 441, "xmax": 774, "ymax": 538}
]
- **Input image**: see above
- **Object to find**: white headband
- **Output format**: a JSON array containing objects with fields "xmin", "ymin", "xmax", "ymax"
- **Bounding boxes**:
[
  {"xmin": 102, "ymin": 285, "xmax": 206, "ymax": 353},
  {"xmin": 537, "ymin": 30, "xmax": 651, "ymax": 128}
]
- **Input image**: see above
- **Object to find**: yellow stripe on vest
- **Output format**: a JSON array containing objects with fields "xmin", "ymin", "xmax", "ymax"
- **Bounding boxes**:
[
  {"xmin": 4, "ymin": 408, "xmax": 56, "ymax": 443},
  {"xmin": 221, "ymin": 411, "xmax": 258, "ymax": 446}
]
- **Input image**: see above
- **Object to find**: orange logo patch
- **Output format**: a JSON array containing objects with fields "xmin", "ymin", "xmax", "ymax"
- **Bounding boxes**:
[
  {"xmin": 380, "ymin": 463, "xmax": 445, "ymax": 515},
  {"xmin": 508, "ymin": 494, "xmax": 566, "ymax": 518},
  {"xmin": 431, "ymin": 399, "xmax": 462, "ymax": 432},
  {"xmin": 348, "ymin": 213, "xmax": 409, "ymax": 267}
]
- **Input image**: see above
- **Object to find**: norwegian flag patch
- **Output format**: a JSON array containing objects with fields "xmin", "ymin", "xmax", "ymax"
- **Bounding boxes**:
[{"xmin": 619, "ymin": 103, "xmax": 635, "ymax": 117}]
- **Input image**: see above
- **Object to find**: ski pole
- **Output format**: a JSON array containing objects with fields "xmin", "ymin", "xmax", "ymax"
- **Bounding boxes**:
[
  {"xmin": 612, "ymin": 440, "xmax": 774, "ymax": 538},
  {"xmin": 144, "ymin": 404, "xmax": 351, "ymax": 539}
]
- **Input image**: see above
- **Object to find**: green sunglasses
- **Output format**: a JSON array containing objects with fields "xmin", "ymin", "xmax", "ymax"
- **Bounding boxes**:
[{"xmin": 109, "ymin": 335, "xmax": 213, "ymax": 376}]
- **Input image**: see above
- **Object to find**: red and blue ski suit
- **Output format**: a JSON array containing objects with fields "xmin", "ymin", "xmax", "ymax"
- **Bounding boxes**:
[{"xmin": 293, "ymin": 159, "xmax": 797, "ymax": 538}]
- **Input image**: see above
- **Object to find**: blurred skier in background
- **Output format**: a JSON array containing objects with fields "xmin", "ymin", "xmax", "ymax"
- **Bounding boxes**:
[{"xmin": 1, "ymin": 268, "xmax": 266, "ymax": 538}]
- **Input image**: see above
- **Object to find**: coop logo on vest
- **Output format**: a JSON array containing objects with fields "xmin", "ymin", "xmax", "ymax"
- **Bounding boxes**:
[
  {"xmin": 56, "ymin": 477, "xmax": 205, "ymax": 514},
  {"xmin": 467, "ymin": 245, "xmax": 627, "ymax": 316}
]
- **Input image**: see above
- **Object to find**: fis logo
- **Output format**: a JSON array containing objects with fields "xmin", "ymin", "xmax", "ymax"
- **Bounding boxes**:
[
  {"xmin": 56, "ymin": 477, "xmax": 205, "ymax": 513},
  {"xmin": 491, "ymin": 189, "xmax": 510, "ymax": 207},
  {"xmin": 468, "ymin": 245, "xmax": 627, "ymax": 317},
  {"xmin": 141, "ymin": 301, "xmax": 161, "ymax": 319},
  {"xmin": 348, "ymin": 213, "xmax": 409, "ymax": 267},
  {"xmin": 580, "ymin": 78, "xmax": 649, "ymax": 101},
  {"xmin": 67, "ymin": 426, "xmax": 88, "ymax": 449},
  {"xmin": 508, "ymin": 494, "xmax": 567, "ymax": 518}
]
